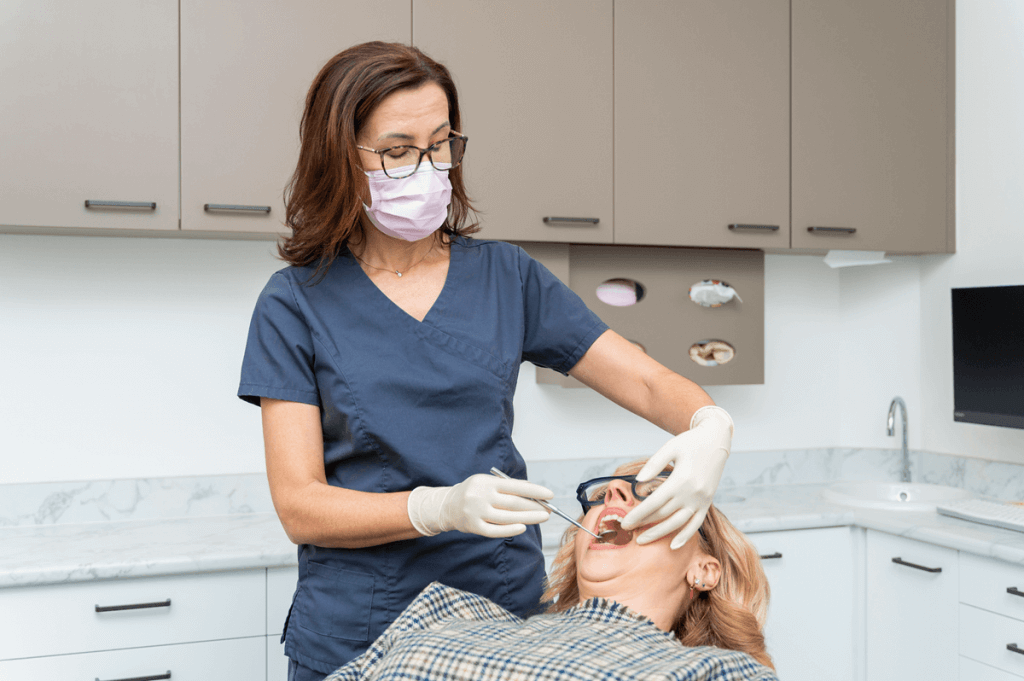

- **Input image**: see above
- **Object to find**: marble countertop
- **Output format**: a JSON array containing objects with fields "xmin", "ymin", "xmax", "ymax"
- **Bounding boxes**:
[{"xmin": 4, "ymin": 483, "xmax": 1024, "ymax": 589}]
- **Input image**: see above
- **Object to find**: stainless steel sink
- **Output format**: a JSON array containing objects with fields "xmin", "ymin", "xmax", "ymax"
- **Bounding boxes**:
[{"xmin": 822, "ymin": 481, "xmax": 972, "ymax": 511}]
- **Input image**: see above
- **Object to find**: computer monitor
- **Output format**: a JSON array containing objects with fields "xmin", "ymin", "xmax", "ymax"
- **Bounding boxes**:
[{"xmin": 951, "ymin": 284, "xmax": 1024, "ymax": 429}]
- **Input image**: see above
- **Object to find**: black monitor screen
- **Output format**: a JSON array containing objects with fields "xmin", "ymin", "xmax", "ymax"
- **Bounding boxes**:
[{"xmin": 951, "ymin": 284, "xmax": 1024, "ymax": 429}]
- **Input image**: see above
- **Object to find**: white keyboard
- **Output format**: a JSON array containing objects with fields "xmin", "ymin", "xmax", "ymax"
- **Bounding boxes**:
[{"xmin": 936, "ymin": 498, "xmax": 1024, "ymax": 533}]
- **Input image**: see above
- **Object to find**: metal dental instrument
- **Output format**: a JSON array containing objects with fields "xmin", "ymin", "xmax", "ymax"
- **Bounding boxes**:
[{"xmin": 489, "ymin": 467, "xmax": 603, "ymax": 539}]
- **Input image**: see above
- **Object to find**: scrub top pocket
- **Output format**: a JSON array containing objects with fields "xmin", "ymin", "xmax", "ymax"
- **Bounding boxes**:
[{"xmin": 295, "ymin": 561, "xmax": 375, "ymax": 642}]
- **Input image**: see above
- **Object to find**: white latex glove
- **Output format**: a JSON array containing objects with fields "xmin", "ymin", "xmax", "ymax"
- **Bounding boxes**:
[
  {"xmin": 407, "ymin": 473, "xmax": 552, "ymax": 539},
  {"xmin": 620, "ymin": 405, "xmax": 734, "ymax": 549}
]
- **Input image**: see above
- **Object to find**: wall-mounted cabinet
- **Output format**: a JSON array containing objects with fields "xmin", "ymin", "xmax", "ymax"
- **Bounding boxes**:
[
  {"xmin": 180, "ymin": 0, "xmax": 411, "ymax": 236},
  {"xmin": 0, "ymin": 0, "xmax": 179, "ymax": 233},
  {"xmin": 1, "ymin": 0, "xmax": 954, "ymax": 254},
  {"xmin": 614, "ymin": 1, "xmax": 790, "ymax": 251},
  {"xmin": 521, "ymin": 242, "xmax": 763, "ymax": 387},
  {"xmin": 414, "ymin": 0, "xmax": 614, "ymax": 245},
  {"xmin": 791, "ymin": 0, "xmax": 954, "ymax": 254}
]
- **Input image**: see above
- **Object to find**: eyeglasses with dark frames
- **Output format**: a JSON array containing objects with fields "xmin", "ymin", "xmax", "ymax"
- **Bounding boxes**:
[{"xmin": 356, "ymin": 132, "xmax": 468, "ymax": 179}]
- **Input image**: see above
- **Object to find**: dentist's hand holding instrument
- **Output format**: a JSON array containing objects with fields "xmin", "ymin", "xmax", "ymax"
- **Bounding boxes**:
[{"xmin": 407, "ymin": 471, "xmax": 554, "ymax": 539}]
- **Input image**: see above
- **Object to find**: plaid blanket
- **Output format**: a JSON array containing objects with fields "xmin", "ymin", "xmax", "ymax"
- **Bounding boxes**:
[{"xmin": 324, "ymin": 582, "xmax": 778, "ymax": 681}]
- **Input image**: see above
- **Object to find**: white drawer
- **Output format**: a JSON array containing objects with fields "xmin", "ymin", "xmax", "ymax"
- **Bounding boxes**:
[
  {"xmin": 0, "ymin": 569, "xmax": 265, "ymax": 660},
  {"xmin": 961, "ymin": 656, "xmax": 1024, "ymax": 681},
  {"xmin": 962, "ymin": 553, "xmax": 1024, "ymax": 623},
  {"xmin": 268, "ymin": 565, "xmax": 298, "ymax": 636},
  {"xmin": 0, "ymin": 635, "xmax": 265, "ymax": 681},
  {"xmin": 961, "ymin": 604, "xmax": 1024, "ymax": 677}
]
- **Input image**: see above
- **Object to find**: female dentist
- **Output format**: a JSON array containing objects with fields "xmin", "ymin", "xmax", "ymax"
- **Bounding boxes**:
[{"xmin": 238, "ymin": 41, "xmax": 735, "ymax": 681}]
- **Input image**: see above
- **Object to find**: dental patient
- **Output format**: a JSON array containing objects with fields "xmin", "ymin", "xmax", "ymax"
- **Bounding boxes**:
[{"xmin": 324, "ymin": 460, "xmax": 777, "ymax": 680}]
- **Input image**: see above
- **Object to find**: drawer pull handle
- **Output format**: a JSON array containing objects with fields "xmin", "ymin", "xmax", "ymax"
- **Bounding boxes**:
[
  {"xmin": 729, "ymin": 224, "xmax": 780, "ymax": 232},
  {"xmin": 84, "ymin": 200, "xmax": 157, "ymax": 210},
  {"xmin": 891, "ymin": 557, "xmax": 942, "ymax": 573},
  {"xmin": 543, "ymin": 216, "xmax": 600, "ymax": 225},
  {"xmin": 759, "ymin": 552, "xmax": 783, "ymax": 560},
  {"xmin": 204, "ymin": 203, "xmax": 271, "ymax": 214},
  {"xmin": 807, "ymin": 226, "xmax": 856, "ymax": 235},
  {"xmin": 1009, "ymin": 643, "xmax": 1024, "ymax": 656},
  {"xmin": 96, "ymin": 672, "xmax": 171, "ymax": 681},
  {"xmin": 95, "ymin": 599, "xmax": 171, "ymax": 613},
  {"xmin": 1009, "ymin": 587, "xmax": 1024, "ymax": 598}
]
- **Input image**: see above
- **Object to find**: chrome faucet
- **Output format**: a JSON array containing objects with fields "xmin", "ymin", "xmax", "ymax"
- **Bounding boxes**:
[{"xmin": 887, "ymin": 397, "xmax": 910, "ymax": 483}]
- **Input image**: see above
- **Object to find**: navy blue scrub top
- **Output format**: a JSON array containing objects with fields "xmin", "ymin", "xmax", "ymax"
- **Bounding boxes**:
[{"xmin": 238, "ymin": 236, "xmax": 608, "ymax": 675}]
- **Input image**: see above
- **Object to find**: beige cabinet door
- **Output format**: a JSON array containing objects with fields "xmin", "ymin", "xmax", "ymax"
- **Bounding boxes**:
[
  {"xmin": 614, "ymin": 1, "xmax": 789, "ymax": 249},
  {"xmin": 0, "ymin": 1, "xmax": 178, "ymax": 232},
  {"xmin": 792, "ymin": 0, "xmax": 954, "ymax": 254},
  {"xmin": 181, "ymin": 1, "xmax": 412, "ymax": 236},
  {"xmin": 414, "ymin": 0, "xmax": 613, "ymax": 243}
]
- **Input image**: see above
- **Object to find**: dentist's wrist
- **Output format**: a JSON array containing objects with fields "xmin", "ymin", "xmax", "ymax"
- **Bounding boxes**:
[{"xmin": 690, "ymin": 405, "xmax": 734, "ymax": 438}]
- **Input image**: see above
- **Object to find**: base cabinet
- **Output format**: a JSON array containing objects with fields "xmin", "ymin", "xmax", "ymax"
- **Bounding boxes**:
[
  {"xmin": 866, "ymin": 530, "xmax": 959, "ymax": 681},
  {"xmin": 961, "ymin": 656, "xmax": 1024, "ymax": 681},
  {"xmin": 747, "ymin": 527, "xmax": 855, "ymax": 681},
  {"xmin": 0, "ymin": 636, "xmax": 265, "ymax": 681}
]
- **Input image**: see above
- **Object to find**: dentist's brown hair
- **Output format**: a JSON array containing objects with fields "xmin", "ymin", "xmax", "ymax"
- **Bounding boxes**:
[
  {"xmin": 543, "ymin": 460, "xmax": 773, "ymax": 669},
  {"xmin": 280, "ymin": 41, "xmax": 478, "ymax": 283}
]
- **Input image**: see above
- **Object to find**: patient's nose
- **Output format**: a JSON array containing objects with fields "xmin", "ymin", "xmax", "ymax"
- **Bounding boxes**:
[{"xmin": 604, "ymin": 479, "xmax": 635, "ymax": 507}]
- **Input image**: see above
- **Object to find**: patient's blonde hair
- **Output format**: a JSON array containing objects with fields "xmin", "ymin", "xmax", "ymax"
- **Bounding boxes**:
[{"xmin": 542, "ymin": 460, "xmax": 773, "ymax": 669}]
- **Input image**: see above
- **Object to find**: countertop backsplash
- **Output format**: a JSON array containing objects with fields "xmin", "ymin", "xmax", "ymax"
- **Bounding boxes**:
[{"xmin": 1, "ymin": 448, "xmax": 1020, "ymax": 528}]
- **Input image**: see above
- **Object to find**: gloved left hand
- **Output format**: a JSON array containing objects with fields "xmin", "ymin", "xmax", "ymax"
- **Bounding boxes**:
[{"xmin": 620, "ymin": 405, "xmax": 734, "ymax": 549}]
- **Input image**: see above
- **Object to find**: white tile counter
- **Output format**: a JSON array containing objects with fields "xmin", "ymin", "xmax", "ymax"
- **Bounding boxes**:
[{"xmin": 4, "ymin": 483, "xmax": 1024, "ymax": 589}]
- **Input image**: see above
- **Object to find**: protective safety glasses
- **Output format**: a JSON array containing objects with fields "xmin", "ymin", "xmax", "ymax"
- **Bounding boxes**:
[{"xmin": 575, "ymin": 472, "xmax": 672, "ymax": 514}]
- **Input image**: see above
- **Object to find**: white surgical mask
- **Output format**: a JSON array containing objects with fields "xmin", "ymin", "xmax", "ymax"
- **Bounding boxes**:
[{"xmin": 363, "ymin": 163, "xmax": 452, "ymax": 242}]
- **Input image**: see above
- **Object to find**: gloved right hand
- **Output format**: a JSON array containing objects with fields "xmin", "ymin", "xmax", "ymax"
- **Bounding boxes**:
[{"xmin": 407, "ymin": 474, "xmax": 553, "ymax": 539}]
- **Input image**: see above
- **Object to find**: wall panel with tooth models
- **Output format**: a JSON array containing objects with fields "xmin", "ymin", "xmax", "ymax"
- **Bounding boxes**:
[{"xmin": 521, "ymin": 243, "xmax": 764, "ymax": 387}]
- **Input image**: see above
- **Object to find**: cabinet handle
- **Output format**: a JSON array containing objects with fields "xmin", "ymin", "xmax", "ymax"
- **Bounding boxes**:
[
  {"xmin": 95, "ymin": 672, "xmax": 171, "ymax": 681},
  {"xmin": 84, "ymin": 200, "xmax": 157, "ymax": 210},
  {"xmin": 729, "ymin": 224, "xmax": 780, "ymax": 232},
  {"xmin": 95, "ymin": 599, "xmax": 171, "ymax": 613},
  {"xmin": 1008, "ymin": 644, "xmax": 1024, "ymax": 656},
  {"xmin": 1009, "ymin": 587, "xmax": 1024, "ymax": 598},
  {"xmin": 807, "ymin": 226, "xmax": 856, "ymax": 234},
  {"xmin": 759, "ymin": 552, "xmax": 783, "ymax": 560},
  {"xmin": 543, "ymin": 216, "xmax": 600, "ymax": 225},
  {"xmin": 891, "ymin": 557, "xmax": 942, "ymax": 573},
  {"xmin": 204, "ymin": 203, "xmax": 271, "ymax": 214}
]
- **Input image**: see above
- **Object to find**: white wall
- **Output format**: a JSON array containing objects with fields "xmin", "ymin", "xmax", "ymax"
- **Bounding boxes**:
[
  {"xmin": 2, "ymin": 0, "xmax": 1021, "ymax": 483},
  {"xmin": 916, "ymin": 0, "xmax": 1024, "ymax": 465},
  {"xmin": 0, "ymin": 235, "xmax": 277, "ymax": 483}
]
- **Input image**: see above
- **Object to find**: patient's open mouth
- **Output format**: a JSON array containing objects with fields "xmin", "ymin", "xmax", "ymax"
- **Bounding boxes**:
[{"xmin": 594, "ymin": 513, "xmax": 633, "ymax": 546}]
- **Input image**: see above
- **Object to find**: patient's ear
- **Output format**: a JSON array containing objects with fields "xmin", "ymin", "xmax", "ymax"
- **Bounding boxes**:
[{"xmin": 687, "ymin": 555, "xmax": 722, "ymax": 592}]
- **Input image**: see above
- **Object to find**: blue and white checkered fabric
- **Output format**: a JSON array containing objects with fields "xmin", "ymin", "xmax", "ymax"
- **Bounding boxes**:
[{"xmin": 324, "ymin": 582, "xmax": 778, "ymax": 681}]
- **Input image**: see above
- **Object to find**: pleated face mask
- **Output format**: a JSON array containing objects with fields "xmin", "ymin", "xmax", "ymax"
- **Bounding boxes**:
[{"xmin": 363, "ymin": 163, "xmax": 452, "ymax": 242}]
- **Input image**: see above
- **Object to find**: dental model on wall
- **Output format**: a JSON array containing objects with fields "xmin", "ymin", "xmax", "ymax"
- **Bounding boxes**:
[
  {"xmin": 689, "ymin": 340, "xmax": 736, "ymax": 367},
  {"xmin": 689, "ymin": 279, "xmax": 742, "ymax": 308}
]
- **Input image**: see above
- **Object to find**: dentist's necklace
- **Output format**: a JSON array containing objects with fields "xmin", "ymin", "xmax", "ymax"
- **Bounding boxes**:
[{"xmin": 353, "ymin": 250, "xmax": 431, "ymax": 277}]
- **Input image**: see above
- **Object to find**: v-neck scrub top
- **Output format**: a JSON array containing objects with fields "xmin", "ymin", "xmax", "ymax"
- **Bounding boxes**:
[{"xmin": 238, "ymin": 236, "xmax": 608, "ymax": 675}]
